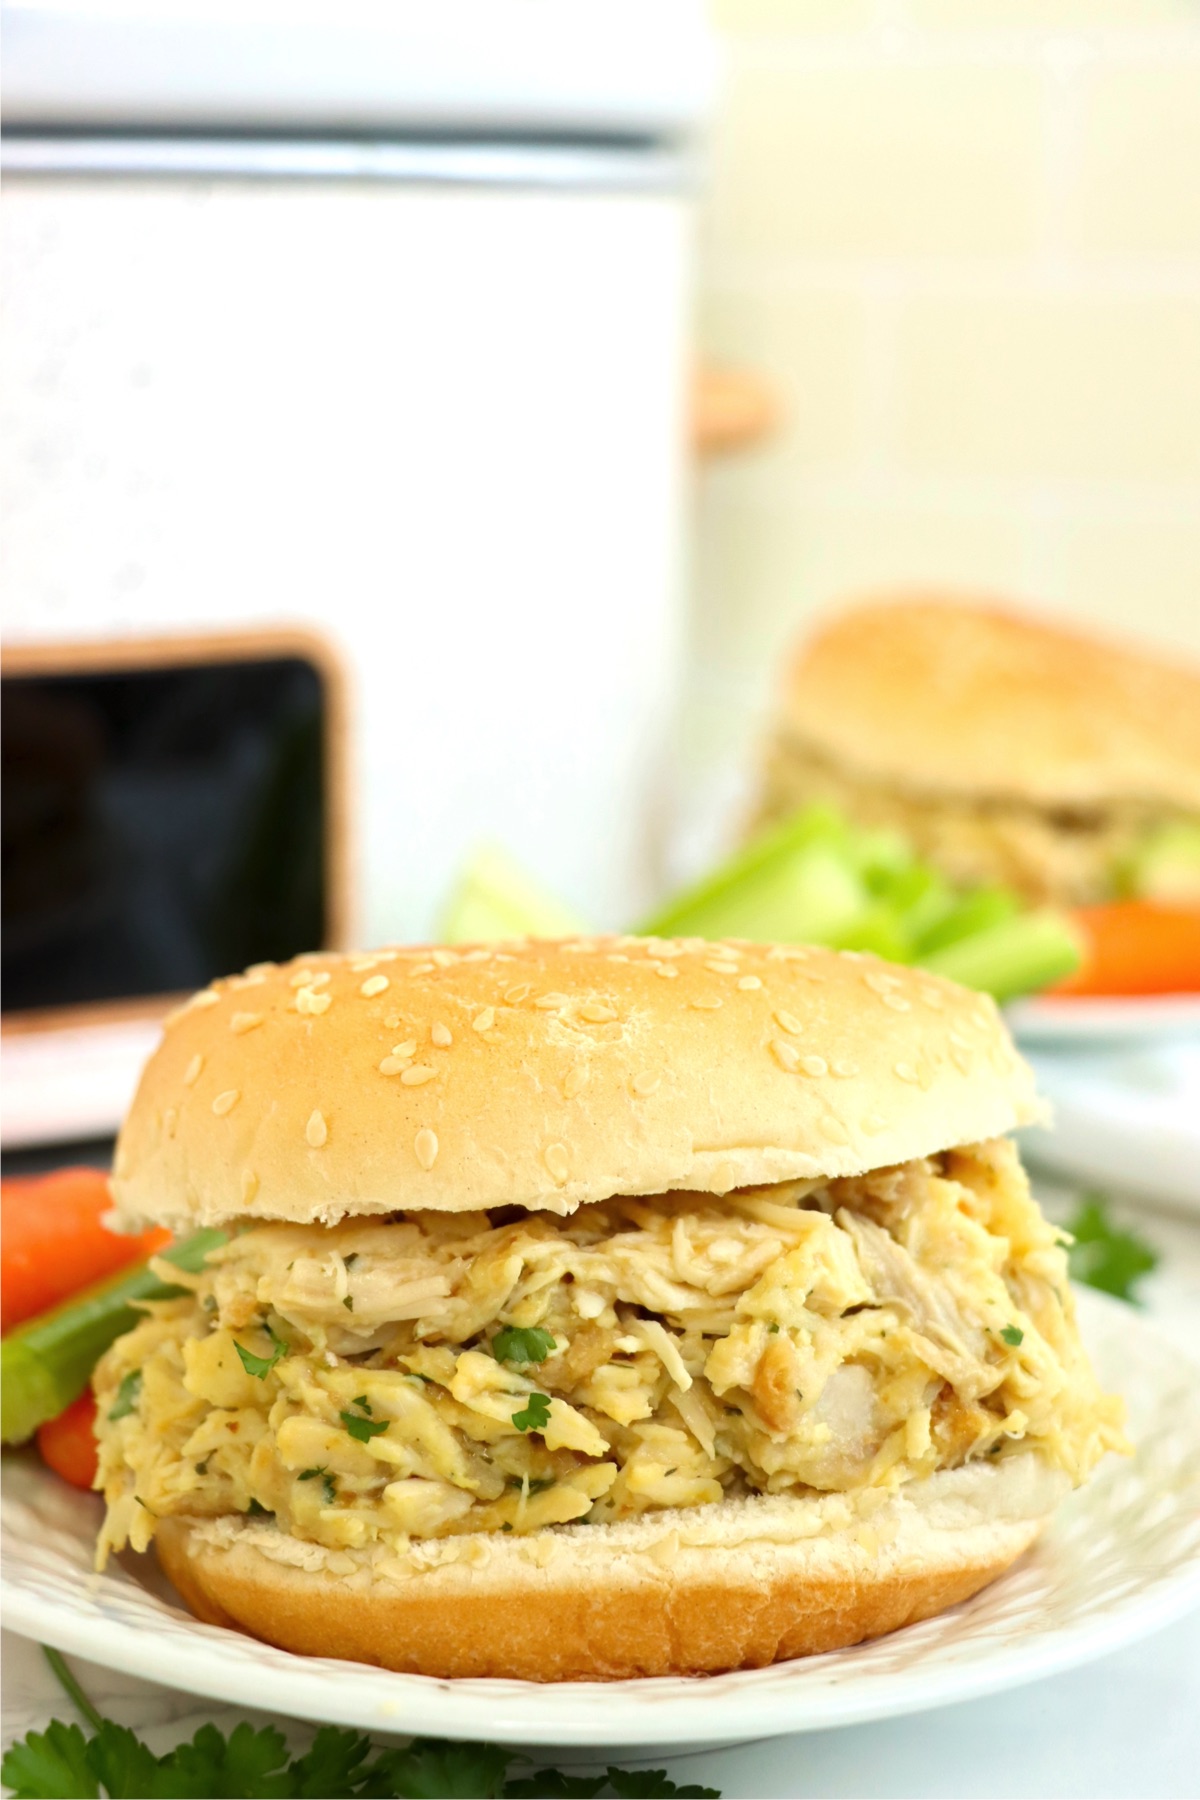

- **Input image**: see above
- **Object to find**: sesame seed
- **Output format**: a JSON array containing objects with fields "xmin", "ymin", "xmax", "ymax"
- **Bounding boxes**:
[
  {"xmin": 767, "ymin": 945, "xmax": 810, "ymax": 962},
  {"xmin": 192, "ymin": 989, "xmax": 221, "ymax": 1009},
  {"xmin": 306, "ymin": 1110, "xmax": 328, "ymax": 1147},
  {"xmin": 431, "ymin": 950, "xmax": 457, "ymax": 968},
  {"xmin": 774, "ymin": 1009, "xmax": 804, "ymax": 1036},
  {"xmin": 607, "ymin": 954, "xmax": 630, "ymax": 964},
  {"xmin": 391, "ymin": 1040, "xmax": 418, "ymax": 1059},
  {"xmin": 562, "ymin": 1064, "xmax": 588, "ymax": 1100},
  {"xmin": 949, "ymin": 1042, "xmax": 972, "ymax": 1074},
  {"xmin": 632, "ymin": 1071, "xmax": 661, "ymax": 1097},
  {"xmin": 307, "ymin": 971, "xmax": 332, "ymax": 989},
  {"xmin": 544, "ymin": 1143, "xmax": 570, "ymax": 1186},
  {"xmin": 863, "ymin": 1112, "xmax": 889, "ymax": 1134},
  {"xmin": 535, "ymin": 993, "xmax": 570, "ymax": 1009},
  {"xmin": 800, "ymin": 1054, "xmax": 829, "ymax": 1078},
  {"xmin": 414, "ymin": 1128, "xmax": 439, "ymax": 1171},
  {"xmin": 737, "ymin": 975, "xmax": 763, "ymax": 991},
  {"xmin": 163, "ymin": 1107, "xmax": 177, "ymax": 1138},
  {"xmin": 242, "ymin": 1169, "xmax": 260, "ymax": 1203},
  {"xmin": 881, "ymin": 992, "xmax": 912, "ymax": 1013},
  {"xmin": 379, "ymin": 1056, "xmax": 408, "ymax": 1075},
  {"xmin": 504, "ymin": 984, "xmax": 532, "ymax": 1004},
  {"xmin": 289, "ymin": 968, "xmax": 316, "ymax": 987},
  {"xmin": 431, "ymin": 1022, "xmax": 453, "ymax": 1048},
  {"xmin": 920, "ymin": 987, "xmax": 945, "ymax": 1010},
  {"xmin": 652, "ymin": 963, "xmax": 679, "ymax": 979},
  {"xmin": 230, "ymin": 1012, "xmax": 264, "ymax": 1035},
  {"xmin": 706, "ymin": 960, "xmax": 739, "ymax": 976},
  {"xmin": 212, "ymin": 1089, "xmax": 239, "ymax": 1116},
  {"xmin": 349, "ymin": 959, "xmax": 378, "ymax": 973},
  {"xmin": 183, "ymin": 1054, "xmax": 204, "ymax": 1086},
  {"xmin": 690, "ymin": 996, "xmax": 723, "ymax": 1010},
  {"xmin": 384, "ymin": 1012, "xmax": 404, "ymax": 1030},
  {"xmin": 472, "ymin": 1007, "xmax": 496, "ymax": 1033},
  {"xmin": 949, "ymin": 1031, "xmax": 971, "ymax": 1051},
  {"xmin": 400, "ymin": 1065, "xmax": 438, "ymax": 1086},
  {"xmin": 244, "ymin": 962, "xmax": 275, "ymax": 978},
  {"xmin": 360, "ymin": 975, "xmax": 390, "ymax": 998},
  {"xmin": 295, "ymin": 988, "xmax": 332, "ymax": 1016},
  {"xmin": 864, "ymin": 971, "xmax": 901, "ymax": 997},
  {"xmin": 771, "ymin": 1038, "xmax": 801, "ymax": 1071},
  {"xmin": 895, "ymin": 1062, "xmax": 921, "ymax": 1085},
  {"xmin": 579, "ymin": 1001, "xmax": 616, "ymax": 1023},
  {"xmin": 832, "ymin": 1060, "xmax": 858, "ymax": 1078},
  {"xmin": 409, "ymin": 962, "xmax": 435, "ymax": 977}
]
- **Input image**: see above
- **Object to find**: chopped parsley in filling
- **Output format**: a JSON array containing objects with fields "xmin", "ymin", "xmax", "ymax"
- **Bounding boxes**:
[{"xmin": 94, "ymin": 1139, "xmax": 1123, "ymax": 1564}]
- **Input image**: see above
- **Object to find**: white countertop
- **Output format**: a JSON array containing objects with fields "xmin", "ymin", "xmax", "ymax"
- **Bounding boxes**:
[{"xmin": 4, "ymin": 1184, "xmax": 1198, "ymax": 1799}]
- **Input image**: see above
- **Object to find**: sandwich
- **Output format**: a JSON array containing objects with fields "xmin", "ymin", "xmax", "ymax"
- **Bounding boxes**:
[
  {"xmin": 94, "ymin": 936, "xmax": 1123, "ymax": 1681},
  {"xmin": 757, "ymin": 596, "xmax": 1200, "ymax": 906}
]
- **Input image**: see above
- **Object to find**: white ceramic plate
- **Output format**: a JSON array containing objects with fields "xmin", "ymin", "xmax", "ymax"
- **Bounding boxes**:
[
  {"xmin": 1007, "ymin": 992, "xmax": 1200, "ymax": 1044},
  {"xmin": 1020, "ymin": 1039, "xmax": 1200, "ymax": 1219},
  {"xmin": 3, "ymin": 1291, "xmax": 1199, "ymax": 1754}
]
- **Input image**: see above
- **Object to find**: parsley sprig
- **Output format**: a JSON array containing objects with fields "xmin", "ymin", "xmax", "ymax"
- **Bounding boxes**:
[
  {"xmin": 1, "ymin": 1649, "xmax": 719, "ymax": 1798},
  {"xmin": 1064, "ymin": 1193, "xmax": 1158, "ymax": 1304},
  {"xmin": 492, "ymin": 1327, "xmax": 556, "ymax": 1366},
  {"xmin": 107, "ymin": 1370, "xmax": 142, "ymax": 1422},
  {"xmin": 235, "ymin": 1323, "xmax": 288, "ymax": 1381},
  {"xmin": 511, "ymin": 1392, "xmax": 552, "ymax": 1434}
]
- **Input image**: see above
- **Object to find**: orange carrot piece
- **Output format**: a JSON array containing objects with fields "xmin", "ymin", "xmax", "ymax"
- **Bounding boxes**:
[
  {"xmin": 1, "ymin": 1167, "xmax": 170, "ymax": 1333},
  {"xmin": 1051, "ymin": 901, "xmax": 1200, "ymax": 997},
  {"xmin": 36, "ymin": 1389, "xmax": 100, "ymax": 1490}
]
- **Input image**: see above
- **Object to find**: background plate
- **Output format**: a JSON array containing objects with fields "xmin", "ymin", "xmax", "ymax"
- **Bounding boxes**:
[
  {"xmin": 3, "ymin": 1290, "xmax": 1199, "ymax": 1752},
  {"xmin": 1007, "ymin": 993, "xmax": 1200, "ymax": 1044}
]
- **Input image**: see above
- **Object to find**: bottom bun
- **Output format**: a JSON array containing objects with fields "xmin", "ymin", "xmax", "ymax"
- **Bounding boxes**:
[{"xmin": 156, "ymin": 1455, "xmax": 1064, "ymax": 1681}]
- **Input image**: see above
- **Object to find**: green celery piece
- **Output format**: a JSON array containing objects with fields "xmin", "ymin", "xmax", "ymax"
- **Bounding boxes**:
[
  {"xmin": 921, "ymin": 909, "xmax": 1083, "ymax": 1002},
  {"xmin": 439, "ymin": 845, "xmax": 586, "ymax": 944},
  {"xmin": 1117, "ymin": 819, "xmax": 1200, "ymax": 904},
  {"xmin": 833, "ymin": 902, "xmax": 915, "ymax": 964},
  {"xmin": 867, "ymin": 863, "xmax": 959, "ymax": 949},
  {"xmin": 1, "ymin": 1229, "xmax": 226, "ymax": 1446},
  {"xmin": 637, "ymin": 806, "xmax": 869, "ymax": 944},
  {"xmin": 914, "ymin": 886, "xmax": 1020, "ymax": 957}
]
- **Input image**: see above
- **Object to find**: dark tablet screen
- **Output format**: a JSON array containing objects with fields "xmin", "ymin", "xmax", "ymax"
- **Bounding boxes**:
[{"xmin": 2, "ymin": 653, "xmax": 328, "ymax": 1014}]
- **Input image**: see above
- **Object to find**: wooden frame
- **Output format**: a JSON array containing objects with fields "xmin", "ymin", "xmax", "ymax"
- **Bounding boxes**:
[{"xmin": 1, "ymin": 625, "xmax": 352, "ymax": 1037}]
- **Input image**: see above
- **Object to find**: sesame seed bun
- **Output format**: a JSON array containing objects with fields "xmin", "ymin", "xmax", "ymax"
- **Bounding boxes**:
[
  {"xmin": 155, "ymin": 1452, "xmax": 1064, "ymax": 1680},
  {"xmin": 110, "ymin": 938, "xmax": 1041, "ymax": 1231},
  {"xmin": 777, "ymin": 595, "xmax": 1200, "ymax": 811}
]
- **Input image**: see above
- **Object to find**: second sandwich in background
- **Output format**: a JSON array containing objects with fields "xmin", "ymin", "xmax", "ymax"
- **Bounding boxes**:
[{"xmin": 757, "ymin": 596, "xmax": 1200, "ymax": 910}]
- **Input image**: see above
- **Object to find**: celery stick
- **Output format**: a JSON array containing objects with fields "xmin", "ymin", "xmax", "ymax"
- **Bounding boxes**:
[
  {"xmin": 921, "ymin": 910, "xmax": 1083, "ymax": 1002},
  {"xmin": 1, "ymin": 1229, "xmax": 226, "ymax": 1446},
  {"xmin": 439, "ymin": 845, "xmax": 585, "ymax": 944},
  {"xmin": 915, "ymin": 887, "xmax": 1019, "ymax": 957},
  {"xmin": 637, "ymin": 806, "xmax": 869, "ymax": 943}
]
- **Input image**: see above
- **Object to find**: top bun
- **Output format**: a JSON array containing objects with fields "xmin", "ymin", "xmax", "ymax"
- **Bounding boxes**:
[
  {"xmin": 781, "ymin": 596, "xmax": 1200, "ymax": 810},
  {"xmin": 112, "ymin": 938, "xmax": 1040, "ymax": 1232}
]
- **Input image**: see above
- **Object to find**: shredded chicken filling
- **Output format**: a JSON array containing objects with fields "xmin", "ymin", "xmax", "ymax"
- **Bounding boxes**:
[
  {"xmin": 94, "ymin": 1139, "xmax": 1123, "ymax": 1563},
  {"xmin": 758, "ymin": 737, "xmax": 1196, "ymax": 906}
]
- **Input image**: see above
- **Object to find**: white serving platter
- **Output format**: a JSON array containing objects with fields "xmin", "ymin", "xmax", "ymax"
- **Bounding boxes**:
[{"xmin": 3, "ymin": 1290, "xmax": 1198, "ymax": 1755}]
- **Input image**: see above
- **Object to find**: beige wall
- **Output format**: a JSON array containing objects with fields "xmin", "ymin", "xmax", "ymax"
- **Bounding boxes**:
[{"xmin": 686, "ymin": 0, "xmax": 1200, "ymax": 795}]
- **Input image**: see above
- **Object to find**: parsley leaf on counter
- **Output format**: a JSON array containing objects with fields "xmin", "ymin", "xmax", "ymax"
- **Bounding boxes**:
[
  {"xmin": 2, "ymin": 1649, "xmax": 724, "ymax": 1800},
  {"xmin": 511, "ymin": 1392, "xmax": 553, "ymax": 1433},
  {"xmin": 1065, "ymin": 1194, "xmax": 1158, "ymax": 1304},
  {"xmin": 492, "ymin": 1326, "xmax": 557, "ymax": 1366}
]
